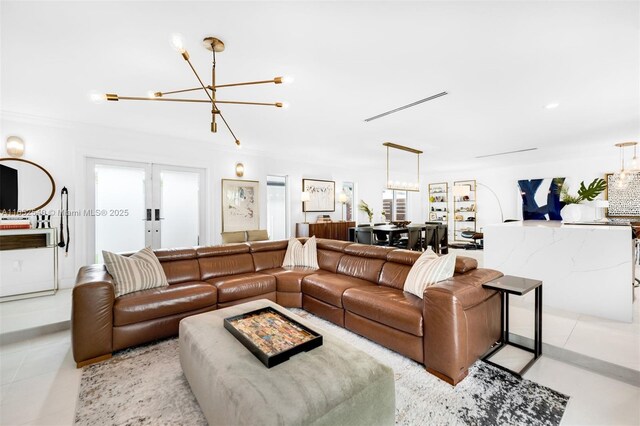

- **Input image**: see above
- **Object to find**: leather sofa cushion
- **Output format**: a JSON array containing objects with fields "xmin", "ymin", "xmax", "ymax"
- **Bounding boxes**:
[
  {"xmin": 199, "ymin": 253, "xmax": 255, "ymax": 280},
  {"xmin": 161, "ymin": 259, "xmax": 201, "ymax": 285},
  {"xmin": 343, "ymin": 286, "xmax": 423, "ymax": 336},
  {"xmin": 386, "ymin": 250, "xmax": 421, "ymax": 265},
  {"xmin": 197, "ymin": 244, "xmax": 250, "ymax": 257},
  {"xmin": 207, "ymin": 273, "xmax": 276, "ymax": 303},
  {"xmin": 343, "ymin": 244, "xmax": 394, "ymax": 259},
  {"xmin": 113, "ymin": 281, "xmax": 216, "ymax": 327},
  {"xmin": 455, "ymin": 256, "xmax": 478, "ymax": 274},
  {"xmin": 302, "ymin": 273, "xmax": 375, "ymax": 308},
  {"xmin": 249, "ymin": 240, "xmax": 289, "ymax": 252},
  {"xmin": 428, "ymin": 268, "xmax": 502, "ymax": 310},
  {"xmin": 263, "ymin": 267, "xmax": 328, "ymax": 292},
  {"xmin": 378, "ymin": 262, "xmax": 412, "ymax": 290},
  {"xmin": 155, "ymin": 248, "xmax": 197, "ymax": 261},
  {"xmin": 317, "ymin": 249, "xmax": 344, "ymax": 273},
  {"xmin": 337, "ymin": 255, "xmax": 386, "ymax": 283},
  {"xmin": 316, "ymin": 239, "xmax": 352, "ymax": 252},
  {"xmin": 252, "ymin": 250, "xmax": 287, "ymax": 272}
]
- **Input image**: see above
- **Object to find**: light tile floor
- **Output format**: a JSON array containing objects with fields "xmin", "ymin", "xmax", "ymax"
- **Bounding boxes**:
[
  {"xmin": 451, "ymin": 248, "xmax": 640, "ymax": 372},
  {"xmin": 0, "ymin": 329, "xmax": 638, "ymax": 425}
]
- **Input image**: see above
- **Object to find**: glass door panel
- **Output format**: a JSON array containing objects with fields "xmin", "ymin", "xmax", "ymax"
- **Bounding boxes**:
[
  {"xmin": 158, "ymin": 167, "xmax": 203, "ymax": 248},
  {"xmin": 93, "ymin": 162, "xmax": 150, "ymax": 263},
  {"xmin": 267, "ymin": 175, "xmax": 287, "ymax": 240}
]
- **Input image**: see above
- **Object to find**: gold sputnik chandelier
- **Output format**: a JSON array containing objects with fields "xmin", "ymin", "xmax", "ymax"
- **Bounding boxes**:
[{"xmin": 95, "ymin": 34, "xmax": 291, "ymax": 147}]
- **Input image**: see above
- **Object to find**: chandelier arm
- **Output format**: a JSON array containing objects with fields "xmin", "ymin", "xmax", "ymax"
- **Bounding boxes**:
[
  {"xmin": 157, "ymin": 87, "xmax": 208, "ymax": 97},
  {"xmin": 214, "ymin": 79, "xmax": 281, "ymax": 89},
  {"xmin": 115, "ymin": 96, "xmax": 211, "ymax": 103},
  {"xmin": 184, "ymin": 58, "xmax": 215, "ymax": 103},
  {"xmin": 215, "ymin": 100, "xmax": 282, "ymax": 107}
]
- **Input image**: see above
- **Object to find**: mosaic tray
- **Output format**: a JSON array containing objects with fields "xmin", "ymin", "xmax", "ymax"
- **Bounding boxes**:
[{"xmin": 223, "ymin": 307, "xmax": 323, "ymax": 368}]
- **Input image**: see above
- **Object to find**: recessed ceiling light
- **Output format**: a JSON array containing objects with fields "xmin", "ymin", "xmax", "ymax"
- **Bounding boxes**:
[{"xmin": 545, "ymin": 103, "xmax": 559, "ymax": 109}]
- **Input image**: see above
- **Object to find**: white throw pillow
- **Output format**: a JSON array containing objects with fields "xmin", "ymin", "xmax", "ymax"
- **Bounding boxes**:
[
  {"xmin": 282, "ymin": 237, "xmax": 319, "ymax": 269},
  {"xmin": 103, "ymin": 247, "xmax": 169, "ymax": 297},
  {"xmin": 403, "ymin": 249, "xmax": 456, "ymax": 298}
]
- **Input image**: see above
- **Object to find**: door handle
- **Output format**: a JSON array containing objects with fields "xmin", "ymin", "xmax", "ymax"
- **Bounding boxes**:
[
  {"xmin": 154, "ymin": 209, "xmax": 165, "ymax": 221},
  {"xmin": 142, "ymin": 209, "xmax": 152, "ymax": 221}
]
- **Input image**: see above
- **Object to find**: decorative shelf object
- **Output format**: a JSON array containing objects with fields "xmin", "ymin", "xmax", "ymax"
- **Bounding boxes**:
[
  {"xmin": 428, "ymin": 182, "xmax": 449, "ymax": 224},
  {"xmin": 453, "ymin": 180, "xmax": 477, "ymax": 243}
]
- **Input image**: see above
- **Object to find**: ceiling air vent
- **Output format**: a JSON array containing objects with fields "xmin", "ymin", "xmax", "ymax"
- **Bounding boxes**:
[
  {"xmin": 475, "ymin": 148, "xmax": 538, "ymax": 159},
  {"xmin": 364, "ymin": 91, "xmax": 448, "ymax": 122}
]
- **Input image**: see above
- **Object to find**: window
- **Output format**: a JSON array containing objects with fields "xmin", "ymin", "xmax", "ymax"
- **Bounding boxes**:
[{"xmin": 382, "ymin": 190, "xmax": 407, "ymax": 221}]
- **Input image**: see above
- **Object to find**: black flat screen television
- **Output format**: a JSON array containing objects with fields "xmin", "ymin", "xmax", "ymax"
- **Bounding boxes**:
[{"xmin": 0, "ymin": 163, "xmax": 19, "ymax": 211}]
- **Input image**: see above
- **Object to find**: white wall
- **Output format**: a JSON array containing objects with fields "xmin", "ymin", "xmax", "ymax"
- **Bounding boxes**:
[
  {"xmin": 422, "ymin": 154, "xmax": 617, "ymax": 239},
  {"xmin": 1, "ymin": 114, "xmax": 424, "ymax": 287}
]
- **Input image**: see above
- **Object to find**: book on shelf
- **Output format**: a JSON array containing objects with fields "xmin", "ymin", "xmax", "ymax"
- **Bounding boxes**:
[{"xmin": 0, "ymin": 224, "xmax": 32, "ymax": 230}]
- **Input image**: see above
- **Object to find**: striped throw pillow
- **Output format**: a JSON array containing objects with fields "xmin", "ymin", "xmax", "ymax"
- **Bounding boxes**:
[
  {"xmin": 102, "ymin": 247, "xmax": 169, "ymax": 297},
  {"xmin": 282, "ymin": 237, "xmax": 319, "ymax": 269},
  {"xmin": 403, "ymin": 249, "xmax": 456, "ymax": 298}
]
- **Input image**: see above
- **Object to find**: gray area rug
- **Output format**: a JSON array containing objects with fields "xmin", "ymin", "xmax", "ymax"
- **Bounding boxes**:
[{"xmin": 76, "ymin": 310, "xmax": 569, "ymax": 425}]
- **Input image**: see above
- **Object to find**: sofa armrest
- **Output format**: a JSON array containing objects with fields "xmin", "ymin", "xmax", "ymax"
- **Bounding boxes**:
[
  {"xmin": 72, "ymin": 265, "xmax": 115, "ymax": 366},
  {"xmin": 422, "ymin": 268, "xmax": 502, "ymax": 385}
]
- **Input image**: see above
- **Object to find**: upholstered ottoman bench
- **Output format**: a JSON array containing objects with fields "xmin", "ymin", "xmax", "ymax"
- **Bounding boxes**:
[{"xmin": 179, "ymin": 299, "xmax": 395, "ymax": 426}]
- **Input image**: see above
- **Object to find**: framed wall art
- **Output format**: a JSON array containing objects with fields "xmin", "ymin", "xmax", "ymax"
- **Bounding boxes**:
[
  {"xmin": 222, "ymin": 179, "xmax": 260, "ymax": 232},
  {"xmin": 302, "ymin": 179, "xmax": 335, "ymax": 212},
  {"xmin": 605, "ymin": 173, "xmax": 640, "ymax": 218}
]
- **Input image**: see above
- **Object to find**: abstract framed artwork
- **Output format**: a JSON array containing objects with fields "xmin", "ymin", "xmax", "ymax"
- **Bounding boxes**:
[
  {"xmin": 221, "ymin": 179, "xmax": 260, "ymax": 232},
  {"xmin": 605, "ymin": 173, "xmax": 640, "ymax": 218},
  {"xmin": 517, "ymin": 177, "xmax": 565, "ymax": 220},
  {"xmin": 302, "ymin": 179, "xmax": 335, "ymax": 212}
]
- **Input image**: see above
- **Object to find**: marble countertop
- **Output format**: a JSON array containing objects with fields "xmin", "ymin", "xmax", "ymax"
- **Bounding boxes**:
[{"xmin": 485, "ymin": 220, "xmax": 630, "ymax": 231}]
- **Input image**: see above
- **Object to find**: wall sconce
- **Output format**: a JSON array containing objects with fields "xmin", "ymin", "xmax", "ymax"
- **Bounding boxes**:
[
  {"xmin": 301, "ymin": 191, "xmax": 311, "ymax": 223},
  {"xmin": 235, "ymin": 162, "xmax": 245, "ymax": 177},
  {"xmin": 6, "ymin": 136, "xmax": 25, "ymax": 158}
]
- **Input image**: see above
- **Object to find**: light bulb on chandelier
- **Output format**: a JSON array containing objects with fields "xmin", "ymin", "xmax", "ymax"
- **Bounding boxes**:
[{"xmin": 170, "ymin": 33, "xmax": 186, "ymax": 53}]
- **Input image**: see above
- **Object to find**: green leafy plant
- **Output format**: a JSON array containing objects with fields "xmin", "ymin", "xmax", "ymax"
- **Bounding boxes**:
[
  {"xmin": 358, "ymin": 200, "xmax": 374, "ymax": 223},
  {"xmin": 561, "ymin": 178, "xmax": 607, "ymax": 205}
]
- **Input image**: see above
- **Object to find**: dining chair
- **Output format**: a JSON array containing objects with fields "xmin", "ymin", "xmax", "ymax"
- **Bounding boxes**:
[{"xmin": 355, "ymin": 227, "xmax": 374, "ymax": 245}]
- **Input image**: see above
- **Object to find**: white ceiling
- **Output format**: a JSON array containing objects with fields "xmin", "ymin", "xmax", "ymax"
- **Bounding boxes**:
[{"xmin": 1, "ymin": 1, "xmax": 638, "ymax": 171}]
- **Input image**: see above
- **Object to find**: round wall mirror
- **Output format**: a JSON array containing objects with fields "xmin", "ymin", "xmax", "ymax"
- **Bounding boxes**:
[{"xmin": 0, "ymin": 158, "xmax": 56, "ymax": 214}]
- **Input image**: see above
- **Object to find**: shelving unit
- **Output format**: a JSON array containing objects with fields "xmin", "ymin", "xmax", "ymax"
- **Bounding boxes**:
[
  {"xmin": 453, "ymin": 179, "xmax": 477, "ymax": 243},
  {"xmin": 428, "ymin": 182, "xmax": 449, "ymax": 224}
]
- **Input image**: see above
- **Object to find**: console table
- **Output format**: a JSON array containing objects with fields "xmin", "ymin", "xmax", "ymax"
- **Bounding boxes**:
[
  {"xmin": 0, "ymin": 228, "xmax": 58, "ymax": 302},
  {"xmin": 296, "ymin": 221, "xmax": 355, "ymax": 241}
]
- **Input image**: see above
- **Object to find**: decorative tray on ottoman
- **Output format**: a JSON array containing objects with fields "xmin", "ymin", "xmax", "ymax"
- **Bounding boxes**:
[{"xmin": 223, "ymin": 307, "xmax": 323, "ymax": 368}]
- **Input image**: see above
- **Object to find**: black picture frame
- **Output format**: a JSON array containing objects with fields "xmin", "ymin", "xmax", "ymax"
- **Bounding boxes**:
[{"xmin": 302, "ymin": 178, "xmax": 336, "ymax": 212}]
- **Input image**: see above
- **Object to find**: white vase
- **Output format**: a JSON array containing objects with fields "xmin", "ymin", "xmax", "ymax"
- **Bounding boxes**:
[{"xmin": 561, "ymin": 204, "xmax": 582, "ymax": 223}]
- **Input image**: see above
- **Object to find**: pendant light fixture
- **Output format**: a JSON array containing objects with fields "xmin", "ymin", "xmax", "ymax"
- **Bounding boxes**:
[
  {"xmin": 614, "ymin": 142, "xmax": 638, "ymax": 188},
  {"xmin": 95, "ymin": 34, "xmax": 292, "ymax": 147}
]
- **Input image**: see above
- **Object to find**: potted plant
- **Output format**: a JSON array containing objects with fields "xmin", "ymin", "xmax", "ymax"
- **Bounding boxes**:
[
  {"xmin": 560, "ymin": 178, "xmax": 607, "ymax": 222},
  {"xmin": 358, "ymin": 200, "xmax": 374, "ymax": 224}
]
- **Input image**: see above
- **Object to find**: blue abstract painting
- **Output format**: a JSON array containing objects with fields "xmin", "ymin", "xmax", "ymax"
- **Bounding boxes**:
[{"xmin": 518, "ymin": 178, "xmax": 565, "ymax": 220}]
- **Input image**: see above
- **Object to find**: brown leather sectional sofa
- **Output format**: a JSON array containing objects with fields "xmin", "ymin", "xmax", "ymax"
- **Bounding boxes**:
[{"xmin": 72, "ymin": 238, "xmax": 502, "ymax": 385}]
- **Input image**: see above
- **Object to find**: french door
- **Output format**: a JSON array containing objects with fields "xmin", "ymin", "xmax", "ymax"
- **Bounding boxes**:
[{"xmin": 87, "ymin": 158, "xmax": 205, "ymax": 263}]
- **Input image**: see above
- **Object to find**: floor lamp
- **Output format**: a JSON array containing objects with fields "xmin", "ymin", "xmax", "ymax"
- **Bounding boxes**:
[{"xmin": 301, "ymin": 191, "xmax": 311, "ymax": 223}]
